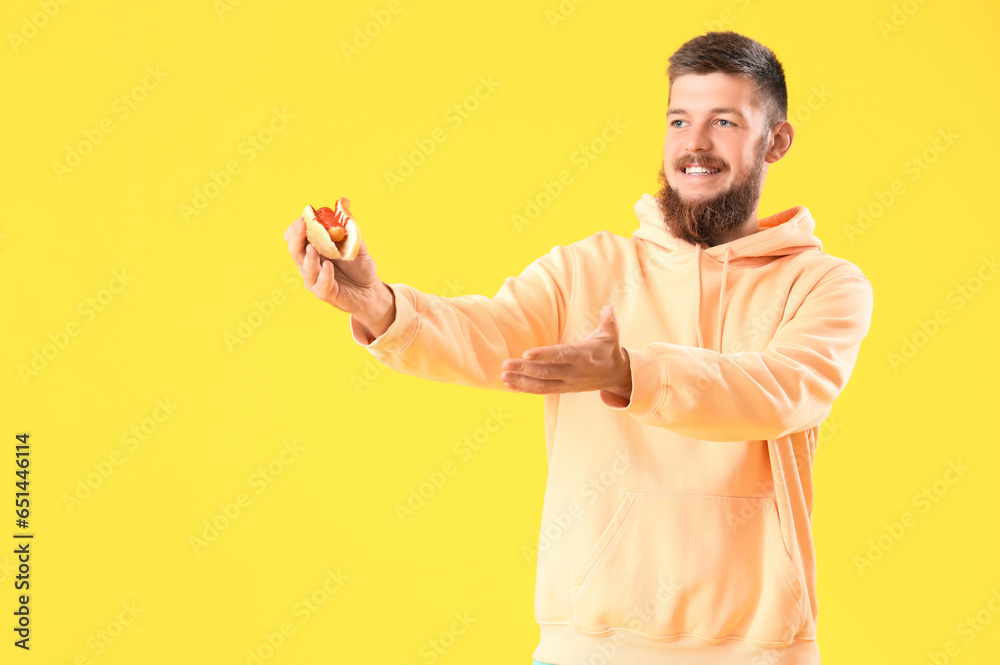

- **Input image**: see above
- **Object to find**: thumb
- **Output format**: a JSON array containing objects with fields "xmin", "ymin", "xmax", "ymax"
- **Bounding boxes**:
[
  {"xmin": 589, "ymin": 303, "xmax": 619, "ymax": 338},
  {"xmin": 601, "ymin": 303, "xmax": 617, "ymax": 326}
]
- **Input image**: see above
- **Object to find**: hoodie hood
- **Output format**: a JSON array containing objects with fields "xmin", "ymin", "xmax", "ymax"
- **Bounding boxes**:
[{"xmin": 632, "ymin": 193, "xmax": 824, "ymax": 350}]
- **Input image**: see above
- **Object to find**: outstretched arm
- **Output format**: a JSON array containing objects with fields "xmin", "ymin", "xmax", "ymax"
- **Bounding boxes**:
[{"xmin": 348, "ymin": 245, "xmax": 575, "ymax": 391}]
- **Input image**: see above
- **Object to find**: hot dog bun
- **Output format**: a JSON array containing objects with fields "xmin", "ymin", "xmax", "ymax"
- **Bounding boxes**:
[{"xmin": 303, "ymin": 197, "xmax": 362, "ymax": 260}]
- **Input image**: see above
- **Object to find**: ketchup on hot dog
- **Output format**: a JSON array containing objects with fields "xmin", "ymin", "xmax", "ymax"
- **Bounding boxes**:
[{"xmin": 314, "ymin": 206, "xmax": 347, "ymax": 243}]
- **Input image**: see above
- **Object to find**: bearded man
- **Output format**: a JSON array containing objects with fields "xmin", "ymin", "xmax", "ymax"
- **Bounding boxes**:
[{"xmin": 284, "ymin": 30, "xmax": 874, "ymax": 665}]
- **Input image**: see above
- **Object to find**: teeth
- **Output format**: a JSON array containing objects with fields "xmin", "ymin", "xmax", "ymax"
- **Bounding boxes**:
[{"xmin": 685, "ymin": 166, "xmax": 719, "ymax": 174}]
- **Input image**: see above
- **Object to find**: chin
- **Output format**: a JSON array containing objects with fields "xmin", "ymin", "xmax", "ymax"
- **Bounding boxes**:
[
  {"xmin": 677, "ymin": 185, "xmax": 713, "ymax": 196},
  {"xmin": 674, "ymin": 187, "xmax": 716, "ymax": 203}
]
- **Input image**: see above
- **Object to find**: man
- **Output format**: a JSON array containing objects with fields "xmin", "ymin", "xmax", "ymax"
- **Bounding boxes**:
[{"xmin": 284, "ymin": 31, "xmax": 873, "ymax": 665}]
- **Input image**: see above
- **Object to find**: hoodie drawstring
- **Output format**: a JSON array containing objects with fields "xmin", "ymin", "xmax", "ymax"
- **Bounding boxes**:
[
  {"xmin": 718, "ymin": 246, "xmax": 732, "ymax": 352},
  {"xmin": 694, "ymin": 244, "xmax": 704, "ymax": 349},
  {"xmin": 693, "ymin": 244, "xmax": 733, "ymax": 351}
]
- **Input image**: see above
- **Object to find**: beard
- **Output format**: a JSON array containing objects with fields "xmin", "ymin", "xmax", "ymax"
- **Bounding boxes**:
[{"xmin": 654, "ymin": 139, "xmax": 768, "ymax": 246}]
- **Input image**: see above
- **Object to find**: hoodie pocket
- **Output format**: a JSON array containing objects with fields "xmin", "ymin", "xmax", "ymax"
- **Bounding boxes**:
[{"xmin": 569, "ymin": 490, "xmax": 804, "ymax": 644}]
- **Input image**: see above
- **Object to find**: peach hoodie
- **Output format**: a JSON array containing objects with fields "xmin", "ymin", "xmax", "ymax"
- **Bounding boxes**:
[{"xmin": 350, "ymin": 193, "xmax": 874, "ymax": 664}]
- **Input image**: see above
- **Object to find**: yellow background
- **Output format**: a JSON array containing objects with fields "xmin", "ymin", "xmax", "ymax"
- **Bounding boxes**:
[{"xmin": 3, "ymin": 0, "xmax": 998, "ymax": 663}]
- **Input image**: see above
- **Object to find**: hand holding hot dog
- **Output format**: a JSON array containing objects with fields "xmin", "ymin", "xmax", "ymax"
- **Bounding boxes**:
[{"xmin": 283, "ymin": 198, "xmax": 396, "ymax": 339}]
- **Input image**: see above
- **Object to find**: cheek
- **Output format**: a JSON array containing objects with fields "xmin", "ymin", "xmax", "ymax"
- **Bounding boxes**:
[
  {"xmin": 727, "ymin": 145, "xmax": 755, "ymax": 174},
  {"xmin": 663, "ymin": 143, "xmax": 680, "ymax": 170}
]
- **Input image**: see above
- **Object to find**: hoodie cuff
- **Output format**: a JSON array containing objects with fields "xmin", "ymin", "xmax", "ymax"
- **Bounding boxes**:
[
  {"xmin": 349, "ymin": 283, "xmax": 419, "ymax": 354},
  {"xmin": 606, "ymin": 345, "xmax": 667, "ymax": 421}
]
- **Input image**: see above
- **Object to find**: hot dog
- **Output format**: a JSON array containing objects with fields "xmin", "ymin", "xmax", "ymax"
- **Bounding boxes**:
[{"xmin": 303, "ymin": 197, "xmax": 362, "ymax": 261}]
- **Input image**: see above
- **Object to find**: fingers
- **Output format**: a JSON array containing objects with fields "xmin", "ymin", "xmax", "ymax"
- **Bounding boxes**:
[
  {"xmin": 501, "ymin": 344, "xmax": 575, "ymax": 386},
  {"xmin": 302, "ymin": 243, "xmax": 321, "ymax": 287},
  {"xmin": 501, "ymin": 370, "xmax": 564, "ymax": 394},
  {"xmin": 285, "ymin": 218, "xmax": 307, "ymax": 265},
  {"xmin": 282, "ymin": 217, "xmax": 299, "ymax": 243},
  {"xmin": 501, "ymin": 352, "xmax": 573, "ymax": 393},
  {"xmin": 502, "ymin": 359, "xmax": 569, "ymax": 378},
  {"xmin": 285, "ymin": 215, "xmax": 343, "ymax": 307},
  {"xmin": 312, "ymin": 257, "xmax": 338, "ymax": 301},
  {"xmin": 302, "ymin": 246, "xmax": 340, "ymax": 303},
  {"xmin": 521, "ymin": 345, "xmax": 575, "ymax": 363}
]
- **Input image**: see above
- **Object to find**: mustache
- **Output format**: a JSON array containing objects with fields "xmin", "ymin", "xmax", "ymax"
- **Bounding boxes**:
[{"xmin": 675, "ymin": 156, "xmax": 727, "ymax": 171}]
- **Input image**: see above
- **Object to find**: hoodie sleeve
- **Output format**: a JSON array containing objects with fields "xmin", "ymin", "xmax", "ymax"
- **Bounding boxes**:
[
  {"xmin": 612, "ymin": 267, "xmax": 874, "ymax": 442},
  {"xmin": 348, "ymin": 244, "xmax": 573, "ymax": 390}
]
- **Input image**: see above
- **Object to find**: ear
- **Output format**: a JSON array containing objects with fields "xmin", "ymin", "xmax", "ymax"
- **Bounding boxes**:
[{"xmin": 765, "ymin": 120, "xmax": 794, "ymax": 164}]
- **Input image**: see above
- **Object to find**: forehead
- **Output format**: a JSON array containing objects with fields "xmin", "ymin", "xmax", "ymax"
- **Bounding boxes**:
[{"xmin": 668, "ymin": 72, "xmax": 761, "ymax": 117}]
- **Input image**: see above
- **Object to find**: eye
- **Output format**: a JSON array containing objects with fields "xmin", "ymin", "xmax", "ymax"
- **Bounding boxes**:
[
  {"xmin": 669, "ymin": 119, "xmax": 686, "ymax": 128},
  {"xmin": 717, "ymin": 119, "xmax": 736, "ymax": 127}
]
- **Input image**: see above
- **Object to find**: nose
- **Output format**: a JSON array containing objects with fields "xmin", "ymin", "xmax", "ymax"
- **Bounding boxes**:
[{"xmin": 684, "ymin": 122, "xmax": 712, "ymax": 152}]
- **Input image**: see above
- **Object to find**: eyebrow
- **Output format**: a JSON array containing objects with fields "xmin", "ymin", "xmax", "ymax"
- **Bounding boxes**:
[{"xmin": 667, "ymin": 107, "xmax": 748, "ymax": 120}]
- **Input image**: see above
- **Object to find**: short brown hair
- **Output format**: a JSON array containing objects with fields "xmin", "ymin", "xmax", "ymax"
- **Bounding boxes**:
[{"xmin": 668, "ymin": 31, "xmax": 787, "ymax": 132}]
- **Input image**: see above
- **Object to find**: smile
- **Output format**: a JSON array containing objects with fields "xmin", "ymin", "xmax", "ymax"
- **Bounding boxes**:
[
  {"xmin": 682, "ymin": 166, "xmax": 722, "ymax": 175},
  {"xmin": 680, "ymin": 167, "xmax": 723, "ymax": 179}
]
